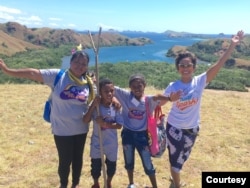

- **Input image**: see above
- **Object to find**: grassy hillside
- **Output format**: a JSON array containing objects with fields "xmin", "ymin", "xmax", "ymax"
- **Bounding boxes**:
[
  {"xmin": 167, "ymin": 35, "xmax": 250, "ymax": 70},
  {"xmin": 0, "ymin": 22, "xmax": 152, "ymax": 57},
  {"xmin": 0, "ymin": 30, "xmax": 44, "ymax": 56},
  {"xmin": 0, "ymin": 84, "xmax": 249, "ymax": 188}
]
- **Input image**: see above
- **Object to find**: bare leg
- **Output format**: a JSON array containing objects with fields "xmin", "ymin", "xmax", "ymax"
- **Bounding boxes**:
[
  {"xmin": 171, "ymin": 168, "xmax": 181, "ymax": 188},
  {"xmin": 92, "ymin": 178, "xmax": 99, "ymax": 187},
  {"xmin": 127, "ymin": 170, "xmax": 134, "ymax": 185},
  {"xmin": 107, "ymin": 176, "xmax": 113, "ymax": 188},
  {"xmin": 149, "ymin": 174, "xmax": 157, "ymax": 188}
]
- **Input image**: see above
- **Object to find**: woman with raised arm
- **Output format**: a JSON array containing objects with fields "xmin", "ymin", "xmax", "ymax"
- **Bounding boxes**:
[
  {"xmin": 162, "ymin": 30, "xmax": 244, "ymax": 188},
  {"xmin": 0, "ymin": 50, "xmax": 95, "ymax": 188}
]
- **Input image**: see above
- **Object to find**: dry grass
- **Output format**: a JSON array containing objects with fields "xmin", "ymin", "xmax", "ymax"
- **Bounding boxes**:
[
  {"xmin": 0, "ymin": 84, "xmax": 249, "ymax": 188},
  {"xmin": 0, "ymin": 30, "xmax": 44, "ymax": 56}
]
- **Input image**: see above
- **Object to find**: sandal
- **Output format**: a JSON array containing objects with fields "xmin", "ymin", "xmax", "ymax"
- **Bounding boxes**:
[
  {"xmin": 169, "ymin": 176, "xmax": 186, "ymax": 187},
  {"xmin": 177, "ymin": 182, "xmax": 186, "ymax": 187}
]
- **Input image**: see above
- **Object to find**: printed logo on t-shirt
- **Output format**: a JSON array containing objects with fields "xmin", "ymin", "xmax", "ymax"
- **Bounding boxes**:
[
  {"xmin": 176, "ymin": 92, "xmax": 198, "ymax": 111},
  {"xmin": 60, "ymin": 84, "xmax": 89, "ymax": 102},
  {"xmin": 128, "ymin": 108, "xmax": 145, "ymax": 120}
]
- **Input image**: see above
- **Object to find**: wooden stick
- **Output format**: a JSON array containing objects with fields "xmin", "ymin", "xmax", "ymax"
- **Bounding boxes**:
[{"xmin": 88, "ymin": 27, "xmax": 108, "ymax": 188}]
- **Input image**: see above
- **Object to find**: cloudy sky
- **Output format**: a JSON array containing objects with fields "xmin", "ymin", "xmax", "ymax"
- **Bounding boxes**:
[{"xmin": 0, "ymin": 0, "xmax": 249, "ymax": 34}]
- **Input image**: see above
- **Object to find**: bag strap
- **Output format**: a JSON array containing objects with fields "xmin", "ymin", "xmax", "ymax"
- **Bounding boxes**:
[
  {"xmin": 145, "ymin": 97, "xmax": 152, "ymax": 130},
  {"xmin": 145, "ymin": 97, "xmax": 151, "ymax": 117},
  {"xmin": 53, "ymin": 69, "xmax": 65, "ymax": 88},
  {"xmin": 48, "ymin": 69, "xmax": 65, "ymax": 100},
  {"xmin": 146, "ymin": 97, "xmax": 163, "ymax": 118}
]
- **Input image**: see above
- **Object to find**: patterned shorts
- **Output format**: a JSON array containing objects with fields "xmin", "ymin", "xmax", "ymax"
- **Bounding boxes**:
[{"xmin": 166, "ymin": 123, "xmax": 199, "ymax": 172}]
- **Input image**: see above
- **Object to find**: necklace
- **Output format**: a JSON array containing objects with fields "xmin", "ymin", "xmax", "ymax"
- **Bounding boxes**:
[
  {"xmin": 68, "ymin": 69, "xmax": 88, "ymax": 85},
  {"xmin": 67, "ymin": 69, "xmax": 95, "ymax": 104}
]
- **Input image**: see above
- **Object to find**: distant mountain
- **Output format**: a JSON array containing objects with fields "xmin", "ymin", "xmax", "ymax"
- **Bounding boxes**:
[
  {"xmin": 0, "ymin": 30, "xmax": 44, "ymax": 56},
  {"xmin": 111, "ymin": 29, "xmax": 231, "ymax": 39},
  {"xmin": 0, "ymin": 22, "xmax": 152, "ymax": 56},
  {"xmin": 163, "ymin": 30, "xmax": 231, "ymax": 38}
]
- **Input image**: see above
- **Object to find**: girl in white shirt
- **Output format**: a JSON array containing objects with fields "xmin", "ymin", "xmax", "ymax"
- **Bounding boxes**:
[{"xmin": 162, "ymin": 30, "xmax": 244, "ymax": 188}]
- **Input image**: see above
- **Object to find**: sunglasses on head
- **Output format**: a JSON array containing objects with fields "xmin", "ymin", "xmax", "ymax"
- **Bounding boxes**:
[{"xmin": 178, "ymin": 63, "xmax": 194, "ymax": 68}]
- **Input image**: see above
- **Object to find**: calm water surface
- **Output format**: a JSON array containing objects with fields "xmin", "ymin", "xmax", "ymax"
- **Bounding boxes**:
[{"xmin": 62, "ymin": 32, "xmax": 207, "ymax": 68}]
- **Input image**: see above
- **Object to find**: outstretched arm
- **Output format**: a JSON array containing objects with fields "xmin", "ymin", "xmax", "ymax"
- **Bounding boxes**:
[
  {"xmin": 0, "ymin": 59, "xmax": 43, "ymax": 83},
  {"xmin": 153, "ymin": 91, "xmax": 182, "ymax": 106},
  {"xmin": 206, "ymin": 30, "xmax": 244, "ymax": 84}
]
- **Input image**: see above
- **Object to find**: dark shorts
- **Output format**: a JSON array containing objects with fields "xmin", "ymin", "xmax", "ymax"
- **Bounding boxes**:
[{"xmin": 166, "ymin": 123, "xmax": 199, "ymax": 172}]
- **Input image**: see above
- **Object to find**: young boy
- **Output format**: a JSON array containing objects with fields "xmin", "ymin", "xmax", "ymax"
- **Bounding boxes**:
[{"xmin": 83, "ymin": 78, "xmax": 124, "ymax": 188}]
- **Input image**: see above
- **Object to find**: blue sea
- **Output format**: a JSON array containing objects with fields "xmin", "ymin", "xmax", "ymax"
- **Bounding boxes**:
[{"xmin": 62, "ymin": 32, "xmax": 220, "ymax": 68}]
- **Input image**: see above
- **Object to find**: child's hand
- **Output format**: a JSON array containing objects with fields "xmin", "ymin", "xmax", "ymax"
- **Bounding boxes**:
[
  {"xmin": 96, "ymin": 116, "xmax": 109, "ymax": 129},
  {"xmin": 169, "ymin": 90, "xmax": 182, "ymax": 102},
  {"xmin": 112, "ymin": 97, "xmax": 121, "ymax": 110},
  {"xmin": 96, "ymin": 116, "xmax": 103, "ymax": 124},
  {"xmin": 91, "ymin": 96, "xmax": 101, "ymax": 107},
  {"xmin": 96, "ymin": 116, "xmax": 107, "ymax": 128},
  {"xmin": 0, "ymin": 59, "xmax": 8, "ymax": 72}
]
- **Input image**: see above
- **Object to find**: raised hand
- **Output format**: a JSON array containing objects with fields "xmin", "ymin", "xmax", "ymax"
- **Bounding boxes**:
[
  {"xmin": 232, "ymin": 30, "xmax": 244, "ymax": 45},
  {"xmin": 0, "ymin": 59, "xmax": 8, "ymax": 71}
]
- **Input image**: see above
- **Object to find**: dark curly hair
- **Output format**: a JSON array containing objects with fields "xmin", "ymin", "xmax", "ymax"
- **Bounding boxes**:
[
  {"xmin": 99, "ymin": 78, "xmax": 114, "ymax": 91},
  {"xmin": 70, "ymin": 51, "xmax": 90, "ymax": 63},
  {"xmin": 175, "ymin": 51, "xmax": 197, "ymax": 70},
  {"xmin": 128, "ymin": 73, "xmax": 146, "ymax": 86}
]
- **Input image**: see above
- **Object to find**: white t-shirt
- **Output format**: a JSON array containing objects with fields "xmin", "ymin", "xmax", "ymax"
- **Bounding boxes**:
[{"xmin": 164, "ymin": 72, "xmax": 207, "ymax": 129}]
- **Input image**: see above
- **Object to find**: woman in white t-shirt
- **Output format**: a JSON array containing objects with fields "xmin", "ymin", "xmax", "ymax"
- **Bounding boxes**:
[{"xmin": 162, "ymin": 30, "xmax": 244, "ymax": 188}]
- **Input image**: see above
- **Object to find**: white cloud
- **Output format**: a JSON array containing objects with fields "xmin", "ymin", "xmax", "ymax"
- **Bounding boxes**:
[
  {"xmin": 67, "ymin": 23, "xmax": 76, "ymax": 28},
  {"xmin": 12, "ymin": 16, "xmax": 42, "ymax": 27},
  {"xmin": 0, "ymin": 6, "xmax": 43, "ymax": 27},
  {"xmin": 24, "ymin": 16, "xmax": 42, "ymax": 22},
  {"xmin": 0, "ymin": 6, "xmax": 22, "ymax": 23},
  {"xmin": 49, "ymin": 17, "xmax": 62, "ymax": 21},
  {"xmin": 0, "ymin": 12, "xmax": 15, "ymax": 21},
  {"xmin": 49, "ymin": 23, "xmax": 59, "ymax": 27},
  {"xmin": 97, "ymin": 23, "xmax": 123, "ymax": 31},
  {"xmin": 0, "ymin": 5, "xmax": 21, "ymax": 14}
]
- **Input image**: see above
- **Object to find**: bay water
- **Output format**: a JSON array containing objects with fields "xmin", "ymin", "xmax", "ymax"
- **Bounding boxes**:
[{"xmin": 62, "ymin": 32, "xmax": 207, "ymax": 68}]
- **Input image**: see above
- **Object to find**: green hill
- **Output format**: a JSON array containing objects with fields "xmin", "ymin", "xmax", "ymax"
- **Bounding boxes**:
[
  {"xmin": 0, "ymin": 22, "xmax": 152, "ymax": 56},
  {"xmin": 166, "ymin": 35, "xmax": 250, "ymax": 70}
]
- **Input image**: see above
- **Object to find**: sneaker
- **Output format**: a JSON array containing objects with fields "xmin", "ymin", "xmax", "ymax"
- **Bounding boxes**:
[
  {"xmin": 127, "ymin": 184, "xmax": 136, "ymax": 188},
  {"xmin": 178, "ymin": 182, "xmax": 186, "ymax": 187},
  {"xmin": 91, "ymin": 184, "xmax": 100, "ymax": 188}
]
